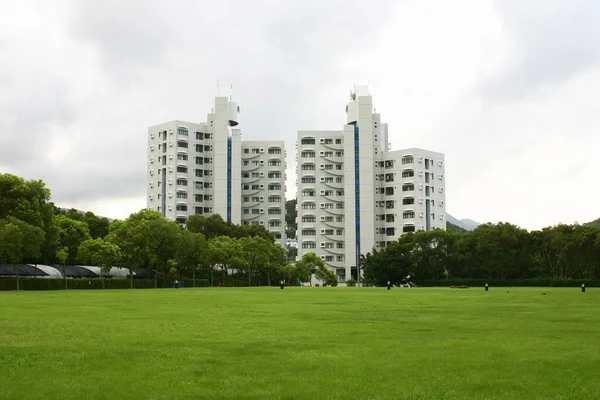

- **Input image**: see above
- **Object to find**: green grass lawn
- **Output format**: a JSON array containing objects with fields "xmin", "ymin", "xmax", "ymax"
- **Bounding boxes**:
[{"xmin": 1, "ymin": 287, "xmax": 599, "ymax": 399}]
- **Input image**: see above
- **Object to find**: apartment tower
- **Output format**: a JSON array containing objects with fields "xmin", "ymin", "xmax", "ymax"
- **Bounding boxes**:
[
  {"xmin": 147, "ymin": 87, "xmax": 286, "ymax": 246},
  {"xmin": 295, "ymin": 86, "xmax": 446, "ymax": 283}
]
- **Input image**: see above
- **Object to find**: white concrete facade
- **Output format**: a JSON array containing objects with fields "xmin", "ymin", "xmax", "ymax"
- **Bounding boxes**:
[
  {"xmin": 241, "ymin": 140, "xmax": 287, "ymax": 245},
  {"xmin": 147, "ymin": 89, "xmax": 286, "ymax": 246},
  {"xmin": 295, "ymin": 86, "xmax": 446, "ymax": 283}
]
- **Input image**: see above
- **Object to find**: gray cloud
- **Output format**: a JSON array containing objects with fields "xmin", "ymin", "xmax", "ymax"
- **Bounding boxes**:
[
  {"xmin": 482, "ymin": 0, "xmax": 600, "ymax": 101},
  {"xmin": 2, "ymin": 0, "xmax": 599, "ymax": 229}
]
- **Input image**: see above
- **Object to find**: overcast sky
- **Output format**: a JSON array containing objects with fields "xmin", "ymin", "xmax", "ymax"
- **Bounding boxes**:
[{"xmin": 1, "ymin": 0, "xmax": 599, "ymax": 231}]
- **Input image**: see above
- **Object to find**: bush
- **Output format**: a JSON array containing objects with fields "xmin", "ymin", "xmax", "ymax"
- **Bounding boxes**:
[
  {"xmin": 0, "ymin": 278, "xmax": 158, "ymax": 291},
  {"xmin": 346, "ymin": 279, "xmax": 357, "ymax": 287},
  {"xmin": 420, "ymin": 278, "xmax": 600, "ymax": 288}
]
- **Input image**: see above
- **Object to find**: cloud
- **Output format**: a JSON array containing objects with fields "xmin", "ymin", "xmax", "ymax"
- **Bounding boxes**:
[
  {"xmin": 481, "ymin": 0, "xmax": 600, "ymax": 101},
  {"xmin": 0, "ymin": 0, "xmax": 599, "ymax": 230}
]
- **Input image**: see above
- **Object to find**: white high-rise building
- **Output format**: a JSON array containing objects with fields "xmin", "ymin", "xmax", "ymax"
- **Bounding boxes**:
[
  {"xmin": 295, "ymin": 86, "xmax": 446, "ymax": 283},
  {"xmin": 146, "ymin": 87, "xmax": 286, "ymax": 246}
]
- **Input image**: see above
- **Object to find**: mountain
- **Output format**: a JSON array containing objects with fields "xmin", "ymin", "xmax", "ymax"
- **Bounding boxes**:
[
  {"xmin": 446, "ymin": 213, "xmax": 480, "ymax": 231},
  {"xmin": 584, "ymin": 218, "xmax": 600, "ymax": 229}
]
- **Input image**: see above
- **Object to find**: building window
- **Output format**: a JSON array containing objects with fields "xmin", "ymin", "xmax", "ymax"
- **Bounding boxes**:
[
  {"xmin": 268, "ymin": 160, "xmax": 281, "ymax": 167},
  {"xmin": 176, "ymin": 192, "xmax": 187, "ymax": 199},
  {"xmin": 403, "ymin": 211, "xmax": 415, "ymax": 219},
  {"xmin": 301, "ymin": 151, "xmax": 315, "ymax": 158},
  {"xmin": 403, "ymin": 225, "xmax": 416, "ymax": 233},
  {"xmin": 302, "ymin": 242, "xmax": 316, "ymax": 249},
  {"xmin": 301, "ymin": 189, "xmax": 315, "ymax": 197},
  {"xmin": 402, "ymin": 170, "xmax": 414, "ymax": 178},
  {"xmin": 177, "ymin": 154, "xmax": 188, "ymax": 161},
  {"xmin": 301, "ymin": 202, "xmax": 316, "ymax": 210},
  {"xmin": 268, "ymin": 147, "xmax": 281, "ymax": 154},
  {"xmin": 301, "ymin": 176, "xmax": 316, "ymax": 183},
  {"xmin": 177, "ymin": 141, "xmax": 188, "ymax": 148},
  {"xmin": 302, "ymin": 229, "xmax": 316, "ymax": 236},
  {"xmin": 177, "ymin": 166, "xmax": 187, "ymax": 173},
  {"xmin": 268, "ymin": 184, "xmax": 281, "ymax": 190},
  {"xmin": 177, "ymin": 128, "xmax": 188, "ymax": 136},
  {"xmin": 301, "ymin": 164, "xmax": 315, "ymax": 171},
  {"xmin": 302, "ymin": 215, "xmax": 316, "ymax": 223},
  {"xmin": 268, "ymin": 172, "xmax": 281, "ymax": 178},
  {"xmin": 268, "ymin": 208, "xmax": 281, "ymax": 215},
  {"xmin": 301, "ymin": 137, "xmax": 315, "ymax": 145},
  {"xmin": 402, "ymin": 156, "xmax": 413, "ymax": 164},
  {"xmin": 268, "ymin": 196, "xmax": 281, "ymax": 202},
  {"xmin": 402, "ymin": 184, "xmax": 414, "ymax": 192},
  {"xmin": 176, "ymin": 204, "xmax": 188, "ymax": 211}
]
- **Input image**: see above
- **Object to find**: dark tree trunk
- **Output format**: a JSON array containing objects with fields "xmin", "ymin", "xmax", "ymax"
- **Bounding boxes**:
[
  {"xmin": 193, "ymin": 265, "xmax": 196, "ymax": 288},
  {"xmin": 14, "ymin": 264, "xmax": 19, "ymax": 291},
  {"xmin": 63, "ymin": 264, "xmax": 67, "ymax": 290},
  {"xmin": 154, "ymin": 263, "xmax": 158, "ymax": 288}
]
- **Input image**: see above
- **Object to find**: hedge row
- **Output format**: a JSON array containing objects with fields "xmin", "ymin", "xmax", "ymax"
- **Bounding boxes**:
[
  {"xmin": 419, "ymin": 278, "xmax": 600, "ymax": 287},
  {"xmin": 0, "ymin": 278, "xmax": 211, "ymax": 291}
]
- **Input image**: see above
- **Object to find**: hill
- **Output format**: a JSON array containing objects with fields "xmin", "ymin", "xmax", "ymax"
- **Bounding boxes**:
[{"xmin": 446, "ymin": 214, "xmax": 480, "ymax": 231}]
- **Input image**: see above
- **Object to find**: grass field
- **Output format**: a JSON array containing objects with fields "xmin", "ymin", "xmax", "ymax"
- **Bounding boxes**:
[{"xmin": 1, "ymin": 287, "xmax": 599, "ymax": 399}]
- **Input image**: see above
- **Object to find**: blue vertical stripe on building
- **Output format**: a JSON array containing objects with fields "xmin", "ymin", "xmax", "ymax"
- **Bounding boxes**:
[
  {"xmin": 354, "ymin": 125, "xmax": 361, "ymax": 274},
  {"xmin": 227, "ymin": 137, "xmax": 232, "ymax": 222}
]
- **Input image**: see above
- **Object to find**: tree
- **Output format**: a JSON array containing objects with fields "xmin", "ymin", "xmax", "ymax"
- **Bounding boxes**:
[
  {"xmin": 290, "ymin": 252, "xmax": 320, "ymax": 285},
  {"xmin": 285, "ymin": 199, "xmax": 297, "ymax": 239},
  {"xmin": 0, "ymin": 174, "xmax": 52, "ymax": 230},
  {"xmin": 84, "ymin": 212, "xmax": 110, "ymax": 239},
  {"xmin": 362, "ymin": 238, "xmax": 413, "ymax": 286},
  {"xmin": 208, "ymin": 236, "xmax": 246, "ymax": 286},
  {"xmin": 56, "ymin": 247, "xmax": 69, "ymax": 289},
  {"xmin": 0, "ymin": 222, "xmax": 23, "ymax": 290},
  {"xmin": 77, "ymin": 238, "xmax": 121, "ymax": 288},
  {"xmin": 187, "ymin": 214, "xmax": 235, "ymax": 239},
  {"xmin": 55, "ymin": 214, "xmax": 92, "ymax": 264},
  {"xmin": 0, "ymin": 217, "xmax": 45, "ymax": 290},
  {"xmin": 108, "ymin": 209, "xmax": 181, "ymax": 288},
  {"xmin": 240, "ymin": 236, "xmax": 273, "ymax": 286},
  {"xmin": 315, "ymin": 264, "xmax": 338, "ymax": 286},
  {"xmin": 0, "ymin": 174, "xmax": 56, "ymax": 263},
  {"xmin": 175, "ymin": 230, "xmax": 208, "ymax": 286}
]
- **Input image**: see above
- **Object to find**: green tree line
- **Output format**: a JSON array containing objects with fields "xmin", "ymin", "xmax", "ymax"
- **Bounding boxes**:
[
  {"xmin": 362, "ymin": 222, "xmax": 600, "ymax": 286},
  {"xmin": 0, "ymin": 173, "xmax": 298, "ymax": 289}
]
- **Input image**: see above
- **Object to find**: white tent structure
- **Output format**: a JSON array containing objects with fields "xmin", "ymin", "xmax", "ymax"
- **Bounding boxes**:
[{"xmin": 28, "ymin": 264, "xmax": 63, "ymax": 278}]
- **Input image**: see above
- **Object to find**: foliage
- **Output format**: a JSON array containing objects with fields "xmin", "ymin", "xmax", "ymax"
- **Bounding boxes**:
[
  {"xmin": 77, "ymin": 238, "xmax": 121, "ymax": 277},
  {"xmin": 315, "ymin": 264, "xmax": 338, "ymax": 286},
  {"xmin": 55, "ymin": 214, "xmax": 92, "ymax": 264},
  {"xmin": 107, "ymin": 209, "xmax": 182, "ymax": 287},
  {"xmin": 446, "ymin": 221, "xmax": 467, "ymax": 233},
  {"xmin": 362, "ymin": 223, "xmax": 600, "ymax": 286},
  {"xmin": 285, "ymin": 199, "xmax": 297, "ymax": 239},
  {"xmin": 584, "ymin": 217, "xmax": 600, "ymax": 229},
  {"xmin": 187, "ymin": 214, "xmax": 274, "ymax": 241},
  {"xmin": 0, "ymin": 173, "xmax": 55, "ymax": 262}
]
